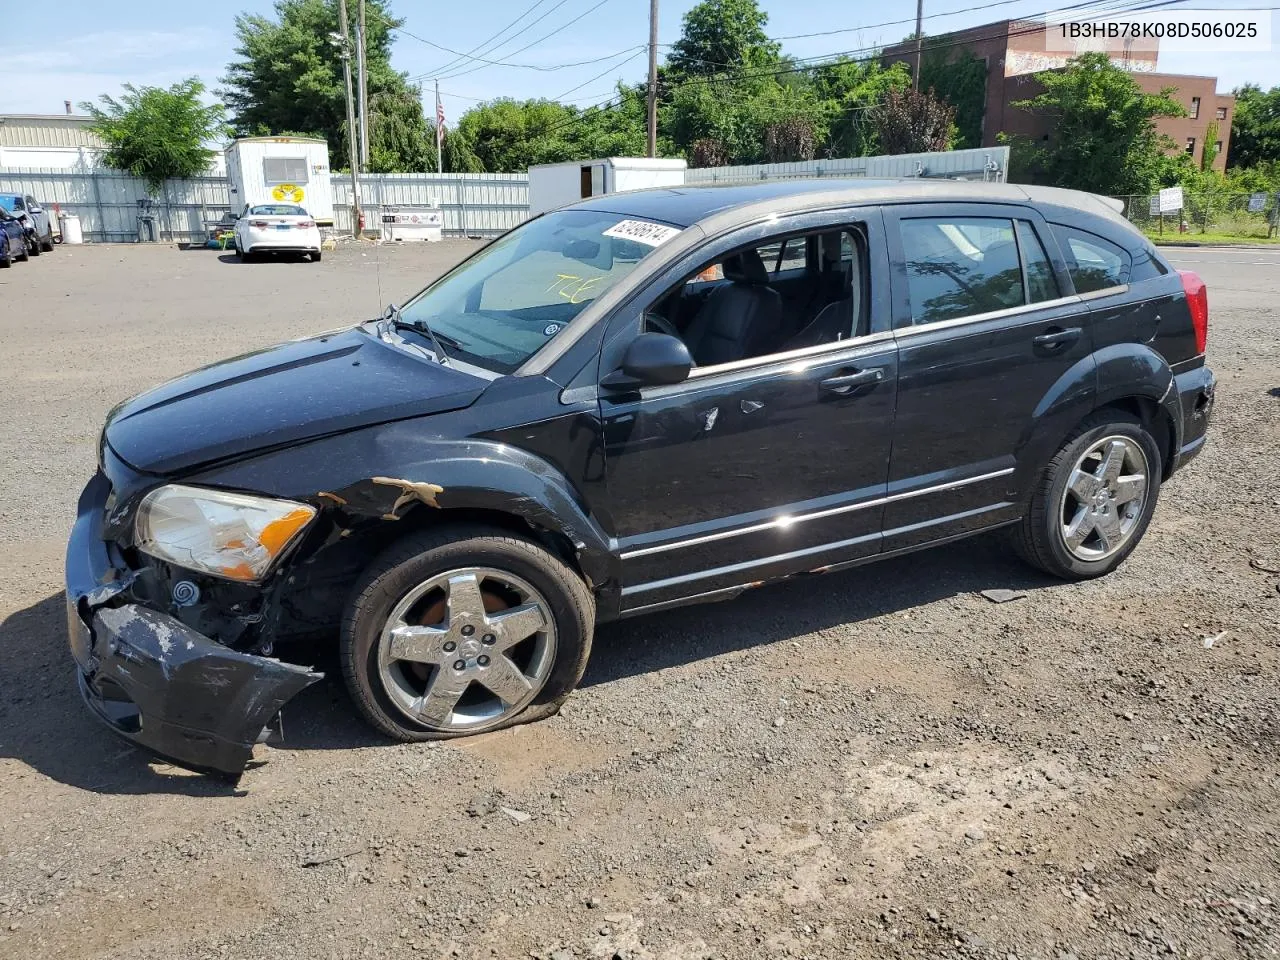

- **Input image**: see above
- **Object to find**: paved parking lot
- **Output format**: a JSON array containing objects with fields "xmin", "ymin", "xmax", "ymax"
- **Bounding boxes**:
[{"xmin": 1, "ymin": 241, "xmax": 1277, "ymax": 960}]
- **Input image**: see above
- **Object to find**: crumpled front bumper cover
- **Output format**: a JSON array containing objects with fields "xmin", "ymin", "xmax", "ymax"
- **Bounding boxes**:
[{"xmin": 66, "ymin": 472, "xmax": 322, "ymax": 779}]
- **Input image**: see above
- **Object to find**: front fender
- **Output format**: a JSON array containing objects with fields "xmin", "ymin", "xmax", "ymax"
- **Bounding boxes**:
[{"xmin": 192, "ymin": 422, "xmax": 616, "ymax": 591}]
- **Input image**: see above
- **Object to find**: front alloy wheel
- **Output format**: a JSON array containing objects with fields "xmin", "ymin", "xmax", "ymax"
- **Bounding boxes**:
[
  {"xmin": 342, "ymin": 525, "xmax": 594, "ymax": 741},
  {"xmin": 377, "ymin": 567, "xmax": 557, "ymax": 731}
]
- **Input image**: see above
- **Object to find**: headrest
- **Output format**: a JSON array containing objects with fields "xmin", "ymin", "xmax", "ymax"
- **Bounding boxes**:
[{"xmin": 722, "ymin": 249, "xmax": 770, "ymax": 285}]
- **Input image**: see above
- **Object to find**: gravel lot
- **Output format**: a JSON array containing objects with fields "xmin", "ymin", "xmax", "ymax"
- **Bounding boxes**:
[{"xmin": 1, "ymin": 241, "xmax": 1277, "ymax": 960}]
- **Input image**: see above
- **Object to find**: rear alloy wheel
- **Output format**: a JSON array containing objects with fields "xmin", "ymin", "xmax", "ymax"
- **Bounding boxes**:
[
  {"xmin": 342, "ymin": 527, "xmax": 594, "ymax": 740},
  {"xmin": 1012, "ymin": 412, "xmax": 1162, "ymax": 579}
]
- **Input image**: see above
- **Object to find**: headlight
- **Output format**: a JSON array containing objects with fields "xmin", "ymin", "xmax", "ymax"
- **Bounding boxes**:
[{"xmin": 135, "ymin": 484, "xmax": 317, "ymax": 582}]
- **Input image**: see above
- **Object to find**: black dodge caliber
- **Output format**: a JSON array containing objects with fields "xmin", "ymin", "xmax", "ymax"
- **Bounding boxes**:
[{"xmin": 66, "ymin": 179, "xmax": 1216, "ymax": 778}]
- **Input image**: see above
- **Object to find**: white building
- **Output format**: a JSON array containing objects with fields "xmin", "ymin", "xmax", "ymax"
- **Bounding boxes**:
[{"xmin": 0, "ymin": 114, "xmax": 226, "ymax": 175}]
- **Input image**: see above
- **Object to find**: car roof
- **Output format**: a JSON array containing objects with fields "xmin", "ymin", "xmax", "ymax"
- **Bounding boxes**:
[{"xmin": 566, "ymin": 177, "xmax": 1128, "ymax": 231}]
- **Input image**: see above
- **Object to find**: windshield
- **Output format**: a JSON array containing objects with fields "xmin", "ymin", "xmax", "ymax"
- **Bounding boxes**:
[
  {"xmin": 0, "ymin": 197, "xmax": 18, "ymax": 213},
  {"xmin": 248, "ymin": 204, "xmax": 307, "ymax": 216},
  {"xmin": 398, "ymin": 209, "xmax": 678, "ymax": 373}
]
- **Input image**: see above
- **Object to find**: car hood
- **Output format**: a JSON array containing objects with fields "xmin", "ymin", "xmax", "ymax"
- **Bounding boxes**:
[{"xmin": 105, "ymin": 327, "xmax": 488, "ymax": 475}]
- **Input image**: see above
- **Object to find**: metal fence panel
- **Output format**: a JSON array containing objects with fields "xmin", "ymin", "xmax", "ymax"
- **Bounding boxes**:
[
  {"xmin": 1116, "ymin": 192, "xmax": 1280, "ymax": 239},
  {"xmin": 331, "ymin": 172, "xmax": 529, "ymax": 237},
  {"xmin": 5, "ymin": 151, "xmax": 1020, "ymax": 245},
  {"xmin": 684, "ymin": 147, "xmax": 1009, "ymax": 185},
  {"xmin": 0, "ymin": 167, "xmax": 232, "ymax": 242}
]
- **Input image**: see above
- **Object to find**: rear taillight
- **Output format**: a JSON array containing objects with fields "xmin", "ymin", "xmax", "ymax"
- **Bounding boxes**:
[
  {"xmin": 298, "ymin": 219, "xmax": 315, "ymax": 229},
  {"xmin": 1178, "ymin": 269, "xmax": 1208, "ymax": 354},
  {"xmin": 249, "ymin": 219, "xmax": 268, "ymax": 228}
]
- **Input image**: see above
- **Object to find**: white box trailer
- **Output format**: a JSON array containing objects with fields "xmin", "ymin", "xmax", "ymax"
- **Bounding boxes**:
[
  {"xmin": 527, "ymin": 157, "xmax": 687, "ymax": 215},
  {"xmin": 224, "ymin": 137, "xmax": 334, "ymax": 226}
]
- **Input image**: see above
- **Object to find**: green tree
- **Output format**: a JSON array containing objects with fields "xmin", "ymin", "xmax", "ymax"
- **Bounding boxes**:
[
  {"xmin": 1007, "ymin": 53, "xmax": 1186, "ymax": 195},
  {"xmin": 1227, "ymin": 84, "xmax": 1280, "ymax": 169},
  {"xmin": 667, "ymin": 0, "xmax": 781, "ymax": 76},
  {"xmin": 874, "ymin": 87, "xmax": 955, "ymax": 155},
  {"xmin": 811, "ymin": 58, "xmax": 911, "ymax": 158},
  {"xmin": 918, "ymin": 44, "xmax": 987, "ymax": 149},
  {"xmin": 1201, "ymin": 120, "xmax": 1219, "ymax": 171},
  {"xmin": 81, "ymin": 79, "xmax": 226, "ymax": 192},
  {"xmin": 221, "ymin": 0, "xmax": 433, "ymax": 171}
]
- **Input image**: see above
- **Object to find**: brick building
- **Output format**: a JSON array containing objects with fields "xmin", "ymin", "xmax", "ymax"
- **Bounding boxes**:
[{"xmin": 882, "ymin": 19, "xmax": 1233, "ymax": 172}]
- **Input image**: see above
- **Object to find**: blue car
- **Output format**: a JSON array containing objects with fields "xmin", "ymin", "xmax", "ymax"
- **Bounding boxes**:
[{"xmin": 0, "ymin": 208, "xmax": 28, "ymax": 267}]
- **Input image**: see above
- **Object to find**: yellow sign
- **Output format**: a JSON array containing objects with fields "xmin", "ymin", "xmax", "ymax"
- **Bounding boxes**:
[{"xmin": 271, "ymin": 183, "xmax": 305, "ymax": 203}]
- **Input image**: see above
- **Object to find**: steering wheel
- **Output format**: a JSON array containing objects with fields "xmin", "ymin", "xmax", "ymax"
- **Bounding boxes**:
[{"xmin": 644, "ymin": 311, "xmax": 680, "ymax": 339}]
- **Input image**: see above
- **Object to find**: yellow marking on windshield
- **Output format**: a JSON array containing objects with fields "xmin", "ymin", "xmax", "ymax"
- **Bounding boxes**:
[{"xmin": 546, "ymin": 273, "xmax": 605, "ymax": 304}]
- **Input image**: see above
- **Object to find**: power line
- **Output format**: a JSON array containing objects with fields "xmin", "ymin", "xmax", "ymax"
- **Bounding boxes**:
[
  {"xmin": 423, "ymin": 0, "xmax": 559, "ymax": 77},
  {"xmin": 437, "ymin": 0, "xmax": 617, "ymax": 81},
  {"xmin": 553, "ymin": 48, "xmax": 646, "ymax": 100},
  {"xmin": 652, "ymin": 0, "xmax": 1193, "ymax": 92},
  {"xmin": 521, "ymin": 0, "xmax": 1197, "ymax": 142},
  {"xmin": 659, "ymin": 0, "xmax": 1169, "ymax": 72}
]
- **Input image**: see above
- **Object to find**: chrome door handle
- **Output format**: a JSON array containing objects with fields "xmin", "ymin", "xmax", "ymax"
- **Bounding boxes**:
[
  {"xmin": 820, "ymin": 368, "xmax": 885, "ymax": 395},
  {"xmin": 1032, "ymin": 326, "xmax": 1082, "ymax": 351}
]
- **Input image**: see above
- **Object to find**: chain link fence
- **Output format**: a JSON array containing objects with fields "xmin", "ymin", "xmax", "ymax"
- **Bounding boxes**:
[{"xmin": 1116, "ymin": 192, "xmax": 1280, "ymax": 239}]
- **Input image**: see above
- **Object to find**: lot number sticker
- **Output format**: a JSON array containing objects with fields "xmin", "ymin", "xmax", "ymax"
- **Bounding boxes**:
[{"xmin": 602, "ymin": 219, "xmax": 682, "ymax": 247}]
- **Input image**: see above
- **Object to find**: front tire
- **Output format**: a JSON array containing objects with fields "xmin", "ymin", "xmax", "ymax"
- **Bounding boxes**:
[
  {"xmin": 341, "ymin": 525, "xmax": 594, "ymax": 742},
  {"xmin": 26, "ymin": 234, "xmax": 40, "ymax": 257},
  {"xmin": 1011, "ymin": 411, "xmax": 1162, "ymax": 580},
  {"xmin": 15, "ymin": 238, "xmax": 28, "ymax": 262},
  {"xmin": 40, "ymin": 228, "xmax": 53, "ymax": 252}
]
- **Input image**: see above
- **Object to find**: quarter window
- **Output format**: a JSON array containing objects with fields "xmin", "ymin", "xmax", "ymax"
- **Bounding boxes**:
[
  {"xmin": 1051, "ymin": 225, "xmax": 1131, "ymax": 293},
  {"xmin": 899, "ymin": 217, "xmax": 1025, "ymax": 325}
]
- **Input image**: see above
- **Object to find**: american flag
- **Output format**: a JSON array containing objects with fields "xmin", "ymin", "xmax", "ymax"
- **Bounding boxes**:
[{"xmin": 435, "ymin": 89, "xmax": 445, "ymax": 149}]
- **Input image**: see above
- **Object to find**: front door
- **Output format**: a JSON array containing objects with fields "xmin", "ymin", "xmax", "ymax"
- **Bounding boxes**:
[
  {"xmin": 881, "ymin": 203, "xmax": 1093, "ymax": 550},
  {"xmin": 599, "ymin": 209, "xmax": 899, "ymax": 613}
]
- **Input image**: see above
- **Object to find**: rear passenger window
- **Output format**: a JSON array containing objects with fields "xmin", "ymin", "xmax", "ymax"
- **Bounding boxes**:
[
  {"xmin": 1052, "ymin": 225, "xmax": 1131, "ymax": 293},
  {"xmin": 899, "ymin": 217, "xmax": 1024, "ymax": 325},
  {"xmin": 1016, "ymin": 220, "xmax": 1060, "ymax": 303}
]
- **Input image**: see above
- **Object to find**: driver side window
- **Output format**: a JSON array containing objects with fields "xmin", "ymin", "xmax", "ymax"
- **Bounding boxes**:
[{"xmin": 647, "ymin": 226, "xmax": 869, "ymax": 369}]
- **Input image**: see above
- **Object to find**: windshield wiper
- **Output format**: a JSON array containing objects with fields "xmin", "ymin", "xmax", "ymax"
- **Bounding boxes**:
[{"xmin": 379, "ymin": 303, "xmax": 459, "ymax": 365}]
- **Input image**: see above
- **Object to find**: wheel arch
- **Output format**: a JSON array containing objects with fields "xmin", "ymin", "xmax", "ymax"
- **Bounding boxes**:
[{"xmin": 193, "ymin": 433, "xmax": 621, "ymax": 641}]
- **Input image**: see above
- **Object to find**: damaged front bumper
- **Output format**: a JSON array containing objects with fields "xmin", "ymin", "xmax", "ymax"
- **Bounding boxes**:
[{"xmin": 66, "ymin": 472, "xmax": 322, "ymax": 779}]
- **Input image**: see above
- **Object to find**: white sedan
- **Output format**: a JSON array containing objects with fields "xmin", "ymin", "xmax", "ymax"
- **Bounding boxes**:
[{"xmin": 233, "ymin": 204, "xmax": 323, "ymax": 262}]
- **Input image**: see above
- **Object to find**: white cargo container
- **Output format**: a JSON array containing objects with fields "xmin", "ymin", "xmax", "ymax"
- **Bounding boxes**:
[
  {"xmin": 527, "ymin": 157, "xmax": 687, "ymax": 215},
  {"xmin": 224, "ymin": 137, "xmax": 334, "ymax": 226}
]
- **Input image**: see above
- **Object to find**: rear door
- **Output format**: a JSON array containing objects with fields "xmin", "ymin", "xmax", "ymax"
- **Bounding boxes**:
[{"xmin": 881, "ymin": 202, "xmax": 1092, "ymax": 550}]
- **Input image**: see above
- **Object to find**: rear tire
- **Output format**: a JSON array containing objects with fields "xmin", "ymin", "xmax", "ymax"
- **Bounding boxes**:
[
  {"xmin": 341, "ymin": 525, "xmax": 594, "ymax": 742},
  {"xmin": 1011, "ymin": 411, "xmax": 1162, "ymax": 580}
]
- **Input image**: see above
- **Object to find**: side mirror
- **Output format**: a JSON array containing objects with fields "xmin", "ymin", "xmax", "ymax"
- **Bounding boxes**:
[
  {"xmin": 601, "ymin": 332, "xmax": 692, "ymax": 390},
  {"xmin": 28, "ymin": 206, "xmax": 41, "ymax": 214}
]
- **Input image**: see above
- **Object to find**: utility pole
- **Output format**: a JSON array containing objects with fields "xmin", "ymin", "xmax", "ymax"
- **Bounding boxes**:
[
  {"xmin": 912, "ymin": 0, "xmax": 924, "ymax": 90},
  {"xmin": 337, "ymin": 0, "xmax": 361, "ymax": 236},
  {"xmin": 357, "ymin": 0, "xmax": 370, "ymax": 170},
  {"xmin": 646, "ymin": 0, "xmax": 659, "ymax": 157}
]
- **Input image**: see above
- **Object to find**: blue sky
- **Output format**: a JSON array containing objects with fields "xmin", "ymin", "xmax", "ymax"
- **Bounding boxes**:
[{"xmin": 1, "ymin": 0, "xmax": 1275, "ymax": 121}]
